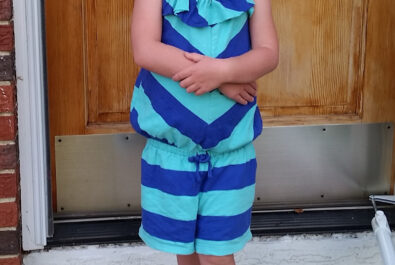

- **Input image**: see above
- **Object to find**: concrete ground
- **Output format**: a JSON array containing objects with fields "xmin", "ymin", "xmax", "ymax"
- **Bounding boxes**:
[{"xmin": 23, "ymin": 231, "xmax": 394, "ymax": 265}]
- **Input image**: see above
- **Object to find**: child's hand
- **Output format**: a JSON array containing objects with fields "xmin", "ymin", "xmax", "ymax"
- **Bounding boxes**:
[
  {"xmin": 172, "ymin": 52, "xmax": 228, "ymax": 96},
  {"xmin": 218, "ymin": 82, "xmax": 257, "ymax": 105}
]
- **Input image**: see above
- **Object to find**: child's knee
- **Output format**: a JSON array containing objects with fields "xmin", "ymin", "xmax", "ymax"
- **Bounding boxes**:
[
  {"xmin": 177, "ymin": 253, "xmax": 200, "ymax": 265},
  {"xmin": 198, "ymin": 254, "xmax": 235, "ymax": 265}
]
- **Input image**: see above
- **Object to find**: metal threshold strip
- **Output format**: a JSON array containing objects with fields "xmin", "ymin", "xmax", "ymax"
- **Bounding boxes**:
[{"xmin": 46, "ymin": 206, "xmax": 395, "ymax": 248}]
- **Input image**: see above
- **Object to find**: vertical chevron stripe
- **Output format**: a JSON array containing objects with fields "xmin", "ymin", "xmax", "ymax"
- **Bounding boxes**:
[{"xmin": 131, "ymin": 0, "xmax": 262, "ymax": 154}]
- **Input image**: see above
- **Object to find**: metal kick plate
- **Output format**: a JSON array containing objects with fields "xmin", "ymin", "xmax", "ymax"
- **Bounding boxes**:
[
  {"xmin": 253, "ymin": 122, "xmax": 393, "ymax": 208},
  {"xmin": 55, "ymin": 133, "xmax": 146, "ymax": 215},
  {"xmin": 55, "ymin": 123, "xmax": 393, "ymax": 215}
]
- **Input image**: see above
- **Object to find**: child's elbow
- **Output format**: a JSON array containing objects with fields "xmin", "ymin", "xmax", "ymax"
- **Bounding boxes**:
[
  {"xmin": 132, "ymin": 41, "xmax": 150, "ymax": 68},
  {"xmin": 257, "ymin": 46, "xmax": 279, "ymax": 74},
  {"xmin": 132, "ymin": 49, "xmax": 146, "ymax": 68},
  {"xmin": 267, "ymin": 48, "xmax": 279, "ymax": 73},
  {"xmin": 272, "ymin": 52, "xmax": 279, "ymax": 71}
]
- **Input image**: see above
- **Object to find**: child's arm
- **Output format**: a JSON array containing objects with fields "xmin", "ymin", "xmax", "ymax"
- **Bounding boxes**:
[
  {"xmin": 173, "ymin": 0, "xmax": 279, "ymax": 95},
  {"xmin": 131, "ymin": 0, "xmax": 196, "ymax": 77},
  {"xmin": 219, "ymin": 82, "xmax": 257, "ymax": 105},
  {"xmin": 132, "ymin": 0, "xmax": 256, "ymax": 104},
  {"xmin": 225, "ymin": 0, "xmax": 279, "ymax": 82}
]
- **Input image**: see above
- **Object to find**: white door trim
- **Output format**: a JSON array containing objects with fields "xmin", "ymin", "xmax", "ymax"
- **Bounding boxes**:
[{"xmin": 14, "ymin": 0, "xmax": 49, "ymax": 250}]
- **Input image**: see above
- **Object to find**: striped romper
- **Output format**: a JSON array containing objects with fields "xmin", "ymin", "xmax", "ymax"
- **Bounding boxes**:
[{"xmin": 129, "ymin": 0, "xmax": 262, "ymax": 256}]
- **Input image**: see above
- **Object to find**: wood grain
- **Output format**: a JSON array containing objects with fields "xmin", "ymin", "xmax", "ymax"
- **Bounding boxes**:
[
  {"xmin": 45, "ymin": 0, "xmax": 85, "ymax": 210},
  {"xmin": 85, "ymin": 0, "xmax": 139, "ymax": 125},
  {"xmin": 361, "ymin": 0, "xmax": 395, "ymax": 193},
  {"xmin": 259, "ymin": 0, "xmax": 367, "ymax": 122}
]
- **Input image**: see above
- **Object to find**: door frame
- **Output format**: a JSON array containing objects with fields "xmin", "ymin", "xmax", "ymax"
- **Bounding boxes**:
[{"xmin": 14, "ymin": 0, "xmax": 50, "ymax": 250}]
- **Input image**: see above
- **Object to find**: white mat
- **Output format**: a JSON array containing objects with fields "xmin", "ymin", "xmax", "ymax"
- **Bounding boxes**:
[{"xmin": 23, "ymin": 232, "xmax": 394, "ymax": 265}]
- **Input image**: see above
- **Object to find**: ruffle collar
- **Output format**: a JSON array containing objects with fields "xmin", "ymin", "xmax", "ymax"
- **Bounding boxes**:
[{"xmin": 162, "ymin": 0, "xmax": 255, "ymax": 27}]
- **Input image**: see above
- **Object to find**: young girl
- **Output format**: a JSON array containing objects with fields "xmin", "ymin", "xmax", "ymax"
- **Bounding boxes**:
[{"xmin": 130, "ymin": 0, "xmax": 278, "ymax": 264}]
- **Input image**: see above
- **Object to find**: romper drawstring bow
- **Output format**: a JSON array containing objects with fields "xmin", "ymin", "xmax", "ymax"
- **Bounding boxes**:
[{"xmin": 188, "ymin": 152, "xmax": 213, "ymax": 182}]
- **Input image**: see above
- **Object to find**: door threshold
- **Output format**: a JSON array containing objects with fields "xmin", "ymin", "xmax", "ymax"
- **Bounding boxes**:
[{"xmin": 46, "ymin": 207, "xmax": 395, "ymax": 248}]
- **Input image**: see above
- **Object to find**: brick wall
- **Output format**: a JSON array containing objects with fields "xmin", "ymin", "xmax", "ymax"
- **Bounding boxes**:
[{"xmin": 0, "ymin": 0, "xmax": 22, "ymax": 264}]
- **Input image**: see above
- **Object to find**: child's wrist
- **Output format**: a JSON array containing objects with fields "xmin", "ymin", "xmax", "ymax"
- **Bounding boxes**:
[
  {"xmin": 218, "ymin": 58, "xmax": 235, "ymax": 84},
  {"xmin": 216, "ymin": 58, "xmax": 232, "ymax": 84}
]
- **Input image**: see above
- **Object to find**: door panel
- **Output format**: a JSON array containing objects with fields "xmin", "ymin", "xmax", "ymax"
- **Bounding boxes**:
[
  {"xmin": 85, "ymin": 0, "xmax": 139, "ymax": 125},
  {"xmin": 258, "ymin": 0, "xmax": 367, "ymax": 121}
]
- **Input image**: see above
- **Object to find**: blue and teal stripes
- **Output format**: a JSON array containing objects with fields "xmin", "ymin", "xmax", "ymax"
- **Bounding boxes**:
[
  {"xmin": 139, "ymin": 138, "xmax": 257, "ymax": 255},
  {"xmin": 130, "ymin": 0, "xmax": 262, "ymax": 155},
  {"xmin": 131, "ymin": 0, "xmax": 260, "ymax": 255},
  {"xmin": 162, "ymin": 0, "xmax": 255, "ymax": 27}
]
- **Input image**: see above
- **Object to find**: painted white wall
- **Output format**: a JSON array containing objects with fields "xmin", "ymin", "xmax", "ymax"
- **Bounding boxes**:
[
  {"xmin": 14, "ymin": 0, "xmax": 49, "ymax": 250},
  {"xmin": 24, "ymin": 232, "xmax": 395, "ymax": 265}
]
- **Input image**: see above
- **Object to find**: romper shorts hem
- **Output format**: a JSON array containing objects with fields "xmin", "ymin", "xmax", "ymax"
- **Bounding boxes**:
[
  {"xmin": 194, "ymin": 229, "xmax": 253, "ymax": 256},
  {"xmin": 139, "ymin": 226, "xmax": 195, "ymax": 255},
  {"xmin": 139, "ymin": 226, "xmax": 253, "ymax": 256}
]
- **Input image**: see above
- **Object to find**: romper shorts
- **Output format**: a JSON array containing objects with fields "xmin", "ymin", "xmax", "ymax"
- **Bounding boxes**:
[{"xmin": 139, "ymin": 138, "xmax": 257, "ymax": 256}]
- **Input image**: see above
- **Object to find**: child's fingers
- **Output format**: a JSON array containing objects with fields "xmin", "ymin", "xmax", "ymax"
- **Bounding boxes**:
[
  {"xmin": 194, "ymin": 87, "xmax": 209, "ymax": 96},
  {"xmin": 245, "ymin": 85, "xmax": 257, "ymax": 97},
  {"xmin": 179, "ymin": 77, "xmax": 194, "ymax": 88},
  {"xmin": 186, "ymin": 84, "xmax": 200, "ymax": 93},
  {"xmin": 172, "ymin": 69, "xmax": 191, "ymax": 81},
  {"xmin": 184, "ymin": 52, "xmax": 204, "ymax": 62},
  {"xmin": 235, "ymin": 95, "xmax": 248, "ymax": 105},
  {"xmin": 240, "ymin": 90, "xmax": 254, "ymax": 102},
  {"xmin": 248, "ymin": 82, "xmax": 257, "ymax": 91}
]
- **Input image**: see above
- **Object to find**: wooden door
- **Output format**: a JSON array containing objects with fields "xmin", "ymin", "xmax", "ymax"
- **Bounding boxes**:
[
  {"xmin": 45, "ymin": 0, "xmax": 395, "ymax": 212},
  {"xmin": 45, "ymin": 0, "xmax": 138, "ymax": 211}
]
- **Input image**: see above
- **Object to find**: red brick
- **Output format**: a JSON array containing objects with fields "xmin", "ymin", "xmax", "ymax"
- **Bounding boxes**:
[
  {"xmin": 0, "ymin": 116, "xmax": 15, "ymax": 140},
  {"xmin": 0, "ymin": 84, "xmax": 15, "ymax": 112},
  {"xmin": 0, "ymin": 55, "xmax": 14, "ymax": 81},
  {"xmin": 0, "ymin": 231, "xmax": 20, "ymax": 255},
  {"xmin": 0, "ymin": 174, "xmax": 16, "ymax": 198},
  {"xmin": 0, "ymin": 202, "xmax": 18, "ymax": 227},
  {"xmin": 0, "ymin": 25, "xmax": 13, "ymax": 51},
  {"xmin": 0, "ymin": 0, "xmax": 12, "ymax": 21},
  {"xmin": 0, "ymin": 256, "xmax": 21, "ymax": 265},
  {"xmin": 0, "ymin": 144, "xmax": 16, "ymax": 169}
]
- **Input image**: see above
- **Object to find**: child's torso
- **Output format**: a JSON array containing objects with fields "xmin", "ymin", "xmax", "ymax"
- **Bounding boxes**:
[{"xmin": 130, "ymin": 0, "xmax": 262, "ymax": 154}]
